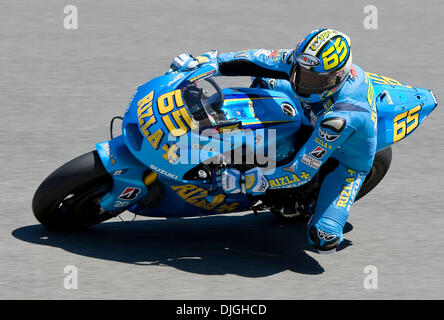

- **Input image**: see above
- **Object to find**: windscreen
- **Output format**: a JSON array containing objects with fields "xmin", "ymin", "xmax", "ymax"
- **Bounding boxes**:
[{"xmin": 181, "ymin": 79, "xmax": 227, "ymax": 128}]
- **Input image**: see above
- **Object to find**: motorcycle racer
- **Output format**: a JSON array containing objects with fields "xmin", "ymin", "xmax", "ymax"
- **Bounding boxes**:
[{"xmin": 167, "ymin": 29, "xmax": 377, "ymax": 254}]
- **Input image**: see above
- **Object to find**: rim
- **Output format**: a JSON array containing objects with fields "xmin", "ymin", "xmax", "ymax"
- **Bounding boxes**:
[{"xmin": 50, "ymin": 183, "xmax": 111, "ymax": 225}]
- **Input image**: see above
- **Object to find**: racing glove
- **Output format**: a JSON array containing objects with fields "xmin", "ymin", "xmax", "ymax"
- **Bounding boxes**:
[
  {"xmin": 167, "ymin": 50, "xmax": 219, "ymax": 74},
  {"xmin": 168, "ymin": 53, "xmax": 199, "ymax": 73},
  {"xmin": 215, "ymin": 167, "xmax": 269, "ymax": 195},
  {"xmin": 218, "ymin": 168, "xmax": 243, "ymax": 194},
  {"xmin": 243, "ymin": 167, "xmax": 269, "ymax": 196}
]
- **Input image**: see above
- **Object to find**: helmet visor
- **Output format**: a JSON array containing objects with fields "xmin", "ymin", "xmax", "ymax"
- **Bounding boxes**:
[{"xmin": 291, "ymin": 65, "xmax": 340, "ymax": 97}]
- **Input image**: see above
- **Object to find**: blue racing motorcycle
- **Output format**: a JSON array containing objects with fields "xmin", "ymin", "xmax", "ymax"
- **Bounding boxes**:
[{"xmin": 32, "ymin": 64, "xmax": 438, "ymax": 229}]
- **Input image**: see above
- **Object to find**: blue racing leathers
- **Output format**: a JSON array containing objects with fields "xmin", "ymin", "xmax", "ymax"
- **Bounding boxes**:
[{"xmin": 183, "ymin": 48, "xmax": 377, "ymax": 253}]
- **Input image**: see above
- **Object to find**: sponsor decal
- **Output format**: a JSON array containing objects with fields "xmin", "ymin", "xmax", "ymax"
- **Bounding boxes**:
[
  {"xmin": 161, "ymin": 143, "xmax": 180, "ymax": 164},
  {"xmin": 336, "ymin": 169, "xmax": 363, "ymax": 209},
  {"xmin": 301, "ymin": 154, "xmax": 322, "ymax": 169},
  {"xmin": 268, "ymin": 174, "xmax": 301, "ymax": 188},
  {"xmin": 113, "ymin": 200, "xmax": 130, "ymax": 208},
  {"xmin": 136, "ymin": 90, "xmax": 163, "ymax": 150},
  {"xmin": 318, "ymin": 128, "xmax": 340, "ymax": 142},
  {"xmin": 309, "ymin": 146, "xmax": 327, "ymax": 159},
  {"xmin": 296, "ymin": 53, "xmax": 320, "ymax": 67},
  {"xmin": 247, "ymin": 100, "xmax": 256, "ymax": 117},
  {"xmin": 366, "ymin": 78, "xmax": 377, "ymax": 127},
  {"xmin": 171, "ymin": 184, "xmax": 240, "ymax": 213},
  {"xmin": 102, "ymin": 143, "xmax": 117, "ymax": 165},
  {"xmin": 118, "ymin": 187, "xmax": 141, "ymax": 200},
  {"xmin": 315, "ymin": 137, "xmax": 332, "ymax": 150},
  {"xmin": 308, "ymin": 29, "xmax": 339, "ymax": 52},
  {"xmin": 149, "ymin": 164, "xmax": 178, "ymax": 180},
  {"xmin": 268, "ymin": 49, "xmax": 285, "ymax": 61},
  {"xmin": 269, "ymin": 171, "xmax": 311, "ymax": 188},
  {"xmin": 281, "ymin": 102, "xmax": 296, "ymax": 117},
  {"xmin": 365, "ymin": 72, "xmax": 412, "ymax": 89}
]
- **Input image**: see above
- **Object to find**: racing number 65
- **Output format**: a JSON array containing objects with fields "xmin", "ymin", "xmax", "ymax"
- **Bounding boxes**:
[
  {"xmin": 393, "ymin": 105, "xmax": 422, "ymax": 143},
  {"xmin": 322, "ymin": 37, "xmax": 348, "ymax": 71}
]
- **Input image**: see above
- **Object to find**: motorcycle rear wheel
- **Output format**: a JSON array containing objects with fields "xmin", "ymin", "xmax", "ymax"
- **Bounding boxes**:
[
  {"xmin": 355, "ymin": 146, "xmax": 392, "ymax": 200},
  {"xmin": 32, "ymin": 151, "xmax": 115, "ymax": 230}
]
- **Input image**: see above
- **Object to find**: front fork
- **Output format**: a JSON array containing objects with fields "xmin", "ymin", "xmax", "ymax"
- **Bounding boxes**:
[{"xmin": 96, "ymin": 135, "xmax": 156, "ymax": 213}]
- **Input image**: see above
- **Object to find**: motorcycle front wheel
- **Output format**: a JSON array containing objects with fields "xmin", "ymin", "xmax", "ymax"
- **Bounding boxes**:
[{"xmin": 32, "ymin": 151, "xmax": 115, "ymax": 230}]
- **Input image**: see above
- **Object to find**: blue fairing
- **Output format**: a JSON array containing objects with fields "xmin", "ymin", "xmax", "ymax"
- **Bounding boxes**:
[
  {"xmin": 96, "ymin": 136, "xmax": 150, "ymax": 212},
  {"xmin": 94, "ymin": 64, "xmax": 437, "ymax": 218},
  {"xmin": 368, "ymin": 73, "xmax": 438, "ymax": 150}
]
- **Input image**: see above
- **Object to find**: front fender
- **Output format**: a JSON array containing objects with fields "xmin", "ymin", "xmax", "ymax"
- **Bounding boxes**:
[{"xmin": 96, "ymin": 135, "xmax": 151, "ymax": 212}]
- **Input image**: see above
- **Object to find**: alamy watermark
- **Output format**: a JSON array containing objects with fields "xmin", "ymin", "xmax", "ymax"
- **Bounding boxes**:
[
  {"xmin": 64, "ymin": 5, "xmax": 78, "ymax": 30},
  {"xmin": 363, "ymin": 5, "xmax": 378, "ymax": 30},
  {"xmin": 161, "ymin": 126, "xmax": 278, "ymax": 173},
  {"xmin": 63, "ymin": 265, "xmax": 78, "ymax": 289},
  {"xmin": 363, "ymin": 265, "xmax": 378, "ymax": 289}
]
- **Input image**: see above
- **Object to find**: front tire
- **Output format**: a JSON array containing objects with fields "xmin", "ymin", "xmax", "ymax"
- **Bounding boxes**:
[{"xmin": 32, "ymin": 151, "xmax": 115, "ymax": 230}]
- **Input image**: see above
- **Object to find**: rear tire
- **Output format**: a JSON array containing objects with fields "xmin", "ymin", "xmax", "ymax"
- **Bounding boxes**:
[
  {"xmin": 271, "ymin": 146, "xmax": 392, "ymax": 222},
  {"xmin": 356, "ymin": 146, "xmax": 392, "ymax": 201},
  {"xmin": 32, "ymin": 151, "xmax": 115, "ymax": 230}
]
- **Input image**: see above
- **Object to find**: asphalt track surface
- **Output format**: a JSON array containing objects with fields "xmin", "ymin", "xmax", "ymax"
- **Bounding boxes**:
[{"xmin": 1, "ymin": 0, "xmax": 443, "ymax": 299}]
